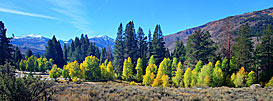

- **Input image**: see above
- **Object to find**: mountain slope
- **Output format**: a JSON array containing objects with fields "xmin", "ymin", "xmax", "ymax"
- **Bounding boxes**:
[
  {"xmin": 11, "ymin": 35, "xmax": 115, "ymax": 55},
  {"xmin": 164, "ymin": 7, "xmax": 273, "ymax": 52}
]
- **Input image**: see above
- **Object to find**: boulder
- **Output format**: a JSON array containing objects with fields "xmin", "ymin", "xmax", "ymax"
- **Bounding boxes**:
[{"xmin": 250, "ymin": 84, "xmax": 261, "ymax": 89}]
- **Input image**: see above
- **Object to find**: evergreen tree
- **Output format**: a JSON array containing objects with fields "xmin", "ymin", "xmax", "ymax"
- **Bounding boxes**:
[
  {"xmin": 106, "ymin": 46, "xmax": 113, "ymax": 62},
  {"xmin": 45, "ymin": 36, "xmax": 64, "ymax": 67},
  {"xmin": 151, "ymin": 25, "xmax": 167, "ymax": 65},
  {"xmin": 185, "ymin": 29, "xmax": 216, "ymax": 67},
  {"xmin": 232, "ymin": 23, "xmax": 253, "ymax": 71},
  {"xmin": 68, "ymin": 40, "xmax": 75, "ymax": 59},
  {"xmin": 0, "ymin": 21, "xmax": 14, "ymax": 65},
  {"xmin": 63, "ymin": 44, "xmax": 68, "ymax": 64},
  {"xmin": 172, "ymin": 37, "xmax": 186, "ymax": 63},
  {"xmin": 137, "ymin": 27, "xmax": 148, "ymax": 58},
  {"xmin": 26, "ymin": 49, "xmax": 33, "ymax": 57},
  {"xmin": 14, "ymin": 47, "xmax": 22, "ymax": 66},
  {"xmin": 147, "ymin": 29, "xmax": 152, "ymax": 58},
  {"xmin": 100, "ymin": 47, "xmax": 107, "ymax": 64},
  {"xmin": 255, "ymin": 25, "xmax": 273, "ymax": 82},
  {"xmin": 113, "ymin": 24, "xmax": 124, "ymax": 75},
  {"xmin": 95, "ymin": 47, "xmax": 100, "ymax": 58},
  {"xmin": 123, "ymin": 21, "xmax": 138, "ymax": 66}
]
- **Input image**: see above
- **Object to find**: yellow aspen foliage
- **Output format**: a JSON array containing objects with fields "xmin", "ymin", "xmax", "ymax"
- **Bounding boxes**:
[
  {"xmin": 49, "ymin": 64, "xmax": 61, "ymax": 80},
  {"xmin": 246, "ymin": 71, "xmax": 256, "ymax": 87},
  {"xmin": 195, "ymin": 60, "xmax": 203, "ymax": 72},
  {"xmin": 162, "ymin": 75, "xmax": 169, "ymax": 87},
  {"xmin": 150, "ymin": 72, "xmax": 155, "ymax": 83},
  {"xmin": 122, "ymin": 57, "xmax": 133, "ymax": 81},
  {"xmin": 136, "ymin": 58, "xmax": 143, "ymax": 82},
  {"xmin": 142, "ymin": 70, "xmax": 154, "ymax": 86},
  {"xmin": 62, "ymin": 65, "xmax": 69, "ymax": 79},
  {"xmin": 204, "ymin": 75, "xmax": 211, "ymax": 87},
  {"xmin": 156, "ymin": 60, "xmax": 165, "ymax": 80},
  {"xmin": 152, "ymin": 77, "xmax": 161, "ymax": 87},
  {"xmin": 72, "ymin": 77, "xmax": 78, "ymax": 83},
  {"xmin": 212, "ymin": 66, "xmax": 224, "ymax": 87},
  {"xmin": 229, "ymin": 73, "xmax": 236, "ymax": 87},
  {"xmin": 146, "ymin": 64, "xmax": 157, "ymax": 74},
  {"xmin": 171, "ymin": 57, "xmax": 178, "ymax": 76},
  {"xmin": 148, "ymin": 55, "xmax": 156, "ymax": 65},
  {"xmin": 234, "ymin": 67, "xmax": 247, "ymax": 87},
  {"xmin": 183, "ymin": 68, "xmax": 192, "ymax": 88},
  {"xmin": 197, "ymin": 63, "xmax": 213, "ymax": 87},
  {"xmin": 172, "ymin": 62, "xmax": 184, "ymax": 87},
  {"xmin": 100, "ymin": 63, "xmax": 107, "ymax": 79},
  {"xmin": 106, "ymin": 61, "xmax": 114, "ymax": 80},
  {"xmin": 68, "ymin": 60, "xmax": 81, "ymax": 80},
  {"xmin": 265, "ymin": 77, "xmax": 273, "ymax": 87},
  {"xmin": 190, "ymin": 69, "xmax": 198, "ymax": 88},
  {"xmin": 80, "ymin": 55, "xmax": 100, "ymax": 81}
]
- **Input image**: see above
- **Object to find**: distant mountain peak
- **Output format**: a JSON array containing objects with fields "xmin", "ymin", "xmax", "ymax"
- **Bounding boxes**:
[
  {"xmin": 14, "ymin": 34, "xmax": 43, "ymax": 39},
  {"xmin": 11, "ymin": 34, "xmax": 115, "ymax": 55}
]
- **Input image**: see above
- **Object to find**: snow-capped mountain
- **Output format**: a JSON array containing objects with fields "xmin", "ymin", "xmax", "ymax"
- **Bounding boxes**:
[{"xmin": 11, "ymin": 34, "xmax": 115, "ymax": 55}]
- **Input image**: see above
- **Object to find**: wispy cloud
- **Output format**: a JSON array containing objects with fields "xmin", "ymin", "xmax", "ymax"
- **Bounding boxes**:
[
  {"xmin": 0, "ymin": 8, "xmax": 57, "ymax": 20},
  {"xmin": 48, "ymin": 0, "xmax": 92, "ymax": 33}
]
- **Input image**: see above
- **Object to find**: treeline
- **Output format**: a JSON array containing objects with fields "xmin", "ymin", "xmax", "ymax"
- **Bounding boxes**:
[
  {"xmin": 49, "ymin": 56, "xmax": 115, "ymax": 82},
  {"xmin": 19, "ymin": 55, "xmax": 54, "ymax": 72},
  {"xmin": 44, "ymin": 34, "xmax": 113, "ymax": 68}
]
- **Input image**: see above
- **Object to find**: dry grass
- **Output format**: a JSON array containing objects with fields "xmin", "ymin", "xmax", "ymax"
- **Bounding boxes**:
[{"xmin": 51, "ymin": 81, "xmax": 273, "ymax": 100}]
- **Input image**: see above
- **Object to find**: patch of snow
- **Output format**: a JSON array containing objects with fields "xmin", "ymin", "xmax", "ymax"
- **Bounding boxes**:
[{"xmin": 14, "ymin": 34, "xmax": 43, "ymax": 39}]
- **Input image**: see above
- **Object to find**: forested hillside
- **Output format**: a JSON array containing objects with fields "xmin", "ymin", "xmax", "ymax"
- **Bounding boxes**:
[{"xmin": 164, "ymin": 7, "xmax": 273, "ymax": 52}]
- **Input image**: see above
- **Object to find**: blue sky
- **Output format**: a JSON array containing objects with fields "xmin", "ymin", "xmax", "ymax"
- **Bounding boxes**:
[{"xmin": 0, "ymin": 0, "xmax": 272, "ymax": 40}]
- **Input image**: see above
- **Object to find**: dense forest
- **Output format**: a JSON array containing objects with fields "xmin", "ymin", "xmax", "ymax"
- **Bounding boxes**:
[{"xmin": 1, "ymin": 18, "xmax": 273, "ymax": 100}]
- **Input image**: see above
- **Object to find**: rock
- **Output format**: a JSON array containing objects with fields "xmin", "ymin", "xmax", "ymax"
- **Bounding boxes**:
[{"xmin": 250, "ymin": 84, "xmax": 261, "ymax": 89}]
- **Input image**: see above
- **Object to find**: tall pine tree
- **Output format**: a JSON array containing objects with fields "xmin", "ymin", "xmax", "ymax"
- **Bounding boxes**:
[
  {"xmin": 185, "ymin": 29, "xmax": 216, "ymax": 67},
  {"xmin": 45, "ymin": 35, "xmax": 64, "ymax": 67},
  {"xmin": 232, "ymin": 23, "xmax": 253, "ymax": 71},
  {"xmin": 0, "ymin": 21, "xmax": 14, "ymax": 65},
  {"xmin": 113, "ymin": 23, "xmax": 125, "ymax": 76},
  {"xmin": 123, "ymin": 21, "xmax": 138, "ymax": 66},
  {"xmin": 151, "ymin": 25, "xmax": 167, "ymax": 65},
  {"xmin": 255, "ymin": 24, "xmax": 273, "ymax": 82},
  {"xmin": 172, "ymin": 37, "xmax": 186, "ymax": 63}
]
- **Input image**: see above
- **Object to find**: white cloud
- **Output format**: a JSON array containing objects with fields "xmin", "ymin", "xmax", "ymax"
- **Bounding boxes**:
[
  {"xmin": 48, "ymin": 0, "xmax": 92, "ymax": 33},
  {"xmin": 0, "ymin": 8, "xmax": 57, "ymax": 20}
]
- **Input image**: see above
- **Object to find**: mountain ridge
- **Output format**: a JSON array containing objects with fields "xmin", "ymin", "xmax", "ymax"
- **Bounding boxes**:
[
  {"xmin": 11, "ymin": 34, "xmax": 115, "ymax": 55},
  {"xmin": 164, "ymin": 7, "xmax": 273, "ymax": 52}
]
